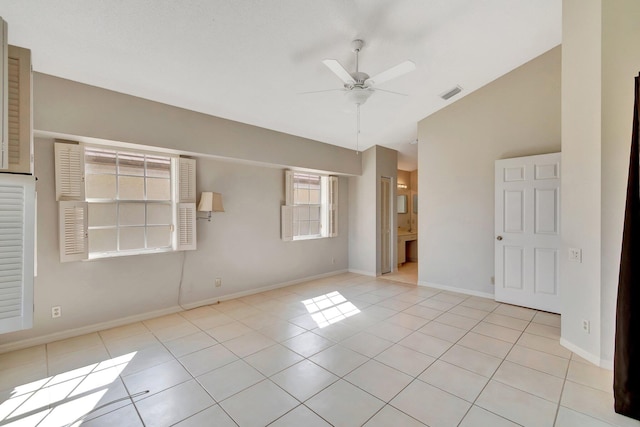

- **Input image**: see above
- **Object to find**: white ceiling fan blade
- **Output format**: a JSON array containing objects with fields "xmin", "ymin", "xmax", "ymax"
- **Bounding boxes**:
[
  {"xmin": 365, "ymin": 60, "xmax": 416, "ymax": 86},
  {"xmin": 322, "ymin": 59, "xmax": 356, "ymax": 84},
  {"xmin": 298, "ymin": 88, "xmax": 346, "ymax": 95},
  {"xmin": 374, "ymin": 87, "xmax": 408, "ymax": 96}
]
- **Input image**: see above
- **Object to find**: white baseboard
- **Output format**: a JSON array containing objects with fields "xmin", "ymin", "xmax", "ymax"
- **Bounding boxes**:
[
  {"xmin": 560, "ymin": 338, "xmax": 613, "ymax": 370},
  {"xmin": 181, "ymin": 269, "xmax": 349, "ymax": 309},
  {"xmin": 419, "ymin": 280, "xmax": 494, "ymax": 299},
  {"xmin": 0, "ymin": 306, "xmax": 182, "ymax": 354},
  {"xmin": 347, "ymin": 269, "xmax": 376, "ymax": 277},
  {"xmin": 0, "ymin": 269, "xmax": 349, "ymax": 354}
]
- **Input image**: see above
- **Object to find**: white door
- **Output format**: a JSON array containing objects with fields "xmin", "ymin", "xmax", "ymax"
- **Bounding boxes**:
[
  {"xmin": 381, "ymin": 177, "xmax": 392, "ymax": 274},
  {"xmin": 495, "ymin": 153, "xmax": 561, "ymax": 313}
]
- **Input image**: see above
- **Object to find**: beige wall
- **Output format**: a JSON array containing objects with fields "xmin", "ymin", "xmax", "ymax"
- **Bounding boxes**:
[
  {"xmin": 33, "ymin": 73, "xmax": 361, "ymax": 176},
  {"xmin": 348, "ymin": 146, "xmax": 398, "ymax": 276},
  {"xmin": 0, "ymin": 139, "xmax": 349, "ymax": 349},
  {"xmin": 561, "ymin": 0, "xmax": 640, "ymax": 366},
  {"xmin": 417, "ymin": 46, "xmax": 561, "ymax": 295},
  {"xmin": 560, "ymin": 0, "xmax": 603, "ymax": 363},
  {"xmin": 1, "ymin": 73, "xmax": 357, "ymax": 349}
]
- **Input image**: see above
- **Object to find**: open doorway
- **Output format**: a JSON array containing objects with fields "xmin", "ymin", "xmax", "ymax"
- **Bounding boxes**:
[{"xmin": 384, "ymin": 169, "xmax": 418, "ymax": 284}]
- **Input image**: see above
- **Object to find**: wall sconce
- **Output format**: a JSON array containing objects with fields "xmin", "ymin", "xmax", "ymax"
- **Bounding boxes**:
[
  {"xmin": 197, "ymin": 192, "xmax": 225, "ymax": 221},
  {"xmin": 397, "ymin": 183, "xmax": 408, "ymax": 189}
]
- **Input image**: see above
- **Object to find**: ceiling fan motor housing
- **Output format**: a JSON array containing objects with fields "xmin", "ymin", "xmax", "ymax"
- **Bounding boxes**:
[{"xmin": 349, "ymin": 71, "xmax": 370, "ymax": 87}]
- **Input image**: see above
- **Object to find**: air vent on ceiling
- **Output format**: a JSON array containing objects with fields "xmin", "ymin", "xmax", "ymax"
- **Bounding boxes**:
[{"xmin": 440, "ymin": 85, "xmax": 463, "ymax": 100}]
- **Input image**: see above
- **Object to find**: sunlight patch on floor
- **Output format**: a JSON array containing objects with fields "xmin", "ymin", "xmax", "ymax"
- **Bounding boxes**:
[
  {"xmin": 302, "ymin": 291, "xmax": 360, "ymax": 328},
  {"xmin": 0, "ymin": 352, "xmax": 137, "ymax": 427}
]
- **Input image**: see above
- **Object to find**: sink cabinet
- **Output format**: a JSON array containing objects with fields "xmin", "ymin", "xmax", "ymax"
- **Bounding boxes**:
[{"xmin": 398, "ymin": 232, "xmax": 417, "ymax": 265}]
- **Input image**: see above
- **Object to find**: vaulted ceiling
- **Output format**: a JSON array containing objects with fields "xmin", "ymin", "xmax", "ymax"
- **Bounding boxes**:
[{"xmin": 2, "ymin": 0, "xmax": 561, "ymax": 170}]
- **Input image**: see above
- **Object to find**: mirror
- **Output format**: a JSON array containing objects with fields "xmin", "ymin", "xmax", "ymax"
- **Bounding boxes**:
[
  {"xmin": 413, "ymin": 194, "xmax": 418, "ymax": 214},
  {"xmin": 397, "ymin": 195, "xmax": 407, "ymax": 213}
]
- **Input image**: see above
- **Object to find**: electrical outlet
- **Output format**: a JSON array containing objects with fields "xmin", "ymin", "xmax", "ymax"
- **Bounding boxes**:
[
  {"xmin": 490, "ymin": 276, "xmax": 495, "ymax": 285},
  {"xmin": 52, "ymin": 306, "xmax": 61, "ymax": 318},
  {"xmin": 331, "ymin": 257, "xmax": 335, "ymax": 264},
  {"xmin": 568, "ymin": 248, "xmax": 582, "ymax": 262},
  {"xmin": 215, "ymin": 278, "xmax": 222, "ymax": 288},
  {"xmin": 582, "ymin": 319, "xmax": 590, "ymax": 333}
]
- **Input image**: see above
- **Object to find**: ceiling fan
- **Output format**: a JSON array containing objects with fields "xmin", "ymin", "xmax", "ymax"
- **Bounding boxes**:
[
  {"xmin": 304, "ymin": 39, "xmax": 415, "ymax": 152},
  {"xmin": 305, "ymin": 39, "xmax": 416, "ymax": 106}
]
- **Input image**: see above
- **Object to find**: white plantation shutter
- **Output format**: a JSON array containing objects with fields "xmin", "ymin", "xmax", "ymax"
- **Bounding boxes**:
[
  {"xmin": 5, "ymin": 45, "xmax": 32, "ymax": 174},
  {"xmin": 0, "ymin": 174, "xmax": 35, "ymax": 334},
  {"xmin": 282, "ymin": 170, "xmax": 294, "ymax": 241},
  {"xmin": 178, "ymin": 157, "xmax": 196, "ymax": 203},
  {"xmin": 55, "ymin": 142, "xmax": 84, "ymax": 201},
  {"xmin": 281, "ymin": 205, "xmax": 293, "ymax": 242},
  {"xmin": 0, "ymin": 18, "xmax": 7, "ymax": 170},
  {"xmin": 285, "ymin": 170, "xmax": 294, "ymax": 205},
  {"xmin": 58, "ymin": 201, "xmax": 88, "ymax": 262},
  {"xmin": 177, "ymin": 202, "xmax": 196, "ymax": 250},
  {"xmin": 176, "ymin": 158, "xmax": 196, "ymax": 251},
  {"xmin": 328, "ymin": 175, "xmax": 338, "ymax": 237}
]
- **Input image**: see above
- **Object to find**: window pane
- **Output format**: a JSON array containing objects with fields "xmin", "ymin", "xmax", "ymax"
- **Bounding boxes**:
[
  {"xmin": 89, "ymin": 203, "xmax": 117, "ymax": 227},
  {"xmin": 119, "ymin": 227, "xmax": 145, "ymax": 250},
  {"xmin": 298, "ymin": 206, "xmax": 309, "ymax": 221},
  {"xmin": 86, "ymin": 174, "xmax": 117, "ymax": 199},
  {"xmin": 147, "ymin": 226, "xmax": 171, "ymax": 248},
  {"xmin": 297, "ymin": 188, "xmax": 309, "ymax": 204},
  {"xmin": 147, "ymin": 204, "xmax": 172, "ymax": 225},
  {"xmin": 118, "ymin": 176, "xmax": 145, "ymax": 200},
  {"xmin": 299, "ymin": 221, "xmax": 310, "ymax": 236},
  {"xmin": 309, "ymin": 221, "xmax": 320, "ymax": 235},
  {"xmin": 118, "ymin": 152, "xmax": 145, "ymax": 176},
  {"xmin": 146, "ymin": 178, "xmax": 171, "ymax": 201},
  {"xmin": 146, "ymin": 156, "xmax": 171, "ymax": 178},
  {"xmin": 309, "ymin": 189, "xmax": 320, "ymax": 204},
  {"xmin": 85, "ymin": 149, "xmax": 116, "ymax": 175},
  {"xmin": 119, "ymin": 203, "xmax": 145, "ymax": 226},
  {"xmin": 310, "ymin": 206, "xmax": 320, "ymax": 221},
  {"xmin": 89, "ymin": 228, "xmax": 117, "ymax": 253}
]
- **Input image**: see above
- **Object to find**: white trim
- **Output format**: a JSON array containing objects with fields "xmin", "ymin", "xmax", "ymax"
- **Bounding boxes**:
[
  {"xmin": 348, "ymin": 269, "xmax": 377, "ymax": 277},
  {"xmin": 0, "ymin": 269, "xmax": 348, "ymax": 355},
  {"xmin": 181, "ymin": 269, "xmax": 349, "ymax": 309},
  {"xmin": 0, "ymin": 306, "xmax": 181, "ymax": 354},
  {"xmin": 418, "ymin": 280, "xmax": 495, "ymax": 299},
  {"xmin": 560, "ymin": 337, "xmax": 613, "ymax": 370}
]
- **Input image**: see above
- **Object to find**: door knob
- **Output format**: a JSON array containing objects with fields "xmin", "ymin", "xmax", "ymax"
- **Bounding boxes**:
[{"xmin": 496, "ymin": 236, "xmax": 503, "ymax": 241}]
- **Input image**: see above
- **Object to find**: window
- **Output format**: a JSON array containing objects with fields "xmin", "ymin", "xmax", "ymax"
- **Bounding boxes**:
[
  {"xmin": 55, "ymin": 142, "xmax": 197, "ymax": 261},
  {"xmin": 282, "ymin": 170, "xmax": 338, "ymax": 241},
  {"xmin": 84, "ymin": 147, "xmax": 173, "ymax": 257},
  {"xmin": 292, "ymin": 173, "xmax": 322, "ymax": 239}
]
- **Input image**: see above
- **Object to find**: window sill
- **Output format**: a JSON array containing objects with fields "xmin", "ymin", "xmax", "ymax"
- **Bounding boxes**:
[
  {"xmin": 292, "ymin": 235, "xmax": 327, "ymax": 241},
  {"xmin": 87, "ymin": 247, "xmax": 175, "ymax": 260}
]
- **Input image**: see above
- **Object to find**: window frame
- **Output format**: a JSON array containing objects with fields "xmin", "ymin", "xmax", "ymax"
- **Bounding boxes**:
[
  {"xmin": 83, "ymin": 145, "xmax": 177, "ymax": 259},
  {"xmin": 283, "ymin": 170, "xmax": 338, "ymax": 242},
  {"xmin": 55, "ymin": 141, "xmax": 197, "ymax": 262}
]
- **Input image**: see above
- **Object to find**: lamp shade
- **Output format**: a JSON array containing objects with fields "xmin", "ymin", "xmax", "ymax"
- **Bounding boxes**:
[{"xmin": 198, "ymin": 192, "xmax": 224, "ymax": 212}]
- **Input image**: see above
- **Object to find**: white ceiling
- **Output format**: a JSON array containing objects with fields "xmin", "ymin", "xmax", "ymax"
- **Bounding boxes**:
[{"xmin": 1, "ymin": 0, "xmax": 561, "ymax": 170}]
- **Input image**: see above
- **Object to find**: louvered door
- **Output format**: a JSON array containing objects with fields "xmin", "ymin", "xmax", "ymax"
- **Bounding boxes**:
[{"xmin": 0, "ymin": 174, "xmax": 35, "ymax": 334}]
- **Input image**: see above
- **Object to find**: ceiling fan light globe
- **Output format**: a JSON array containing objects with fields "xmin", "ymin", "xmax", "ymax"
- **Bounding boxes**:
[{"xmin": 345, "ymin": 88, "xmax": 374, "ymax": 105}]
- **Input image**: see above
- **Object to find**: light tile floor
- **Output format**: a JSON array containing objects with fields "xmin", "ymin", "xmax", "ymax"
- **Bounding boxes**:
[
  {"xmin": 0, "ymin": 273, "xmax": 638, "ymax": 427},
  {"xmin": 382, "ymin": 261, "xmax": 418, "ymax": 285}
]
